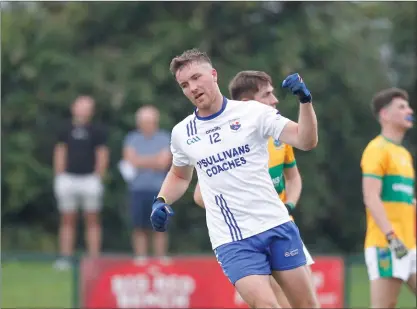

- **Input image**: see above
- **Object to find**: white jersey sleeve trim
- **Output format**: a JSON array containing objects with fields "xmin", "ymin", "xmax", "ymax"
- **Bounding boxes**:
[{"xmin": 170, "ymin": 121, "xmax": 192, "ymax": 167}]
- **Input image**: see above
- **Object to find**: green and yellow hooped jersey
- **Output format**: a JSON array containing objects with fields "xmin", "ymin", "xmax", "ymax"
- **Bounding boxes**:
[
  {"xmin": 361, "ymin": 135, "xmax": 416, "ymax": 249},
  {"xmin": 267, "ymin": 137, "xmax": 296, "ymax": 203}
]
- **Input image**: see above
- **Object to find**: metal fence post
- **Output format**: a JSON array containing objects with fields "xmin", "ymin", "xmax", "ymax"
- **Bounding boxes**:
[
  {"xmin": 343, "ymin": 255, "xmax": 351, "ymax": 308},
  {"xmin": 72, "ymin": 256, "xmax": 80, "ymax": 308}
]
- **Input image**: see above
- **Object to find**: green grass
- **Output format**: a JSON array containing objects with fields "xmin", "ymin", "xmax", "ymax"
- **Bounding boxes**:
[
  {"xmin": 1, "ymin": 259, "xmax": 416, "ymax": 308},
  {"xmin": 1, "ymin": 261, "xmax": 73, "ymax": 308},
  {"xmin": 348, "ymin": 265, "xmax": 416, "ymax": 308}
]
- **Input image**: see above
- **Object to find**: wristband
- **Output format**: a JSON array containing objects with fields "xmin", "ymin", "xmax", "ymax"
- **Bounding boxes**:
[
  {"xmin": 156, "ymin": 196, "xmax": 167, "ymax": 204},
  {"xmin": 299, "ymin": 94, "xmax": 312, "ymax": 104},
  {"xmin": 386, "ymin": 231, "xmax": 396, "ymax": 241}
]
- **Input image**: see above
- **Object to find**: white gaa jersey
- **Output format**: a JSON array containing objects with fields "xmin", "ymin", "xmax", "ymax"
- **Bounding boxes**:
[{"xmin": 171, "ymin": 97, "xmax": 292, "ymax": 249}]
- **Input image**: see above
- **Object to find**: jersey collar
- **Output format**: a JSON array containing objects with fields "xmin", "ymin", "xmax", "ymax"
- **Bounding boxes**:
[
  {"xmin": 381, "ymin": 135, "xmax": 402, "ymax": 145},
  {"xmin": 194, "ymin": 96, "xmax": 228, "ymax": 121}
]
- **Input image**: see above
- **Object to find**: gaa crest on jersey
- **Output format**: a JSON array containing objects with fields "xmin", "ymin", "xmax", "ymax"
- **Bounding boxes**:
[{"xmin": 229, "ymin": 118, "xmax": 241, "ymax": 132}]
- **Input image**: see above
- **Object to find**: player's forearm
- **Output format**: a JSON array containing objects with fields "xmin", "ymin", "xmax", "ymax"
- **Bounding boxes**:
[
  {"xmin": 296, "ymin": 103, "xmax": 318, "ymax": 150},
  {"xmin": 158, "ymin": 168, "xmax": 192, "ymax": 205},
  {"xmin": 364, "ymin": 195, "xmax": 394, "ymax": 235},
  {"xmin": 285, "ymin": 177, "xmax": 302, "ymax": 205},
  {"xmin": 53, "ymin": 144, "xmax": 67, "ymax": 175}
]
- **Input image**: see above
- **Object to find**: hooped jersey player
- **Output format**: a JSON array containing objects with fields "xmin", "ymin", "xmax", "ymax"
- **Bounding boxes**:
[
  {"xmin": 171, "ymin": 97, "xmax": 292, "ymax": 249},
  {"xmin": 361, "ymin": 135, "xmax": 416, "ymax": 250},
  {"xmin": 268, "ymin": 138, "xmax": 296, "ymax": 204}
]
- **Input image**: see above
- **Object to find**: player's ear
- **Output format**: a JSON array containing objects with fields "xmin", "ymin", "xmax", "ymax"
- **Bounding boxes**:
[
  {"xmin": 379, "ymin": 107, "xmax": 388, "ymax": 121},
  {"xmin": 212, "ymin": 69, "xmax": 218, "ymax": 82}
]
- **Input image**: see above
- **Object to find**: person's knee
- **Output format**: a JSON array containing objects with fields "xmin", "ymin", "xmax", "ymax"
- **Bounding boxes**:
[
  {"xmin": 252, "ymin": 298, "xmax": 279, "ymax": 309},
  {"xmin": 303, "ymin": 295, "xmax": 320, "ymax": 308},
  {"xmin": 134, "ymin": 228, "xmax": 149, "ymax": 236},
  {"xmin": 370, "ymin": 278, "xmax": 402, "ymax": 308},
  {"xmin": 288, "ymin": 292, "xmax": 318, "ymax": 308},
  {"xmin": 270, "ymin": 277, "xmax": 291, "ymax": 308},
  {"xmin": 243, "ymin": 292, "xmax": 279, "ymax": 309},
  {"xmin": 372, "ymin": 297, "xmax": 397, "ymax": 309},
  {"xmin": 61, "ymin": 212, "xmax": 77, "ymax": 227},
  {"xmin": 84, "ymin": 211, "xmax": 101, "ymax": 227},
  {"xmin": 236, "ymin": 275, "xmax": 279, "ymax": 309}
]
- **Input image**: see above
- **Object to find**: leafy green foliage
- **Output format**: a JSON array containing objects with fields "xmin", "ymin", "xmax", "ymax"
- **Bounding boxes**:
[{"xmin": 2, "ymin": 2, "xmax": 415, "ymax": 253}]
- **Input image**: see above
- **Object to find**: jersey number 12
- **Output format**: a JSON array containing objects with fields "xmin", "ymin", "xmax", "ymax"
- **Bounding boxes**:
[{"xmin": 209, "ymin": 132, "xmax": 221, "ymax": 144}]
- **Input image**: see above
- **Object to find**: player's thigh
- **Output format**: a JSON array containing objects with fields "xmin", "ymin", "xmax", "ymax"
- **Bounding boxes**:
[
  {"xmin": 54, "ymin": 173, "xmax": 77, "ymax": 213},
  {"xmin": 272, "ymin": 266, "xmax": 318, "ymax": 308},
  {"xmin": 270, "ymin": 276, "xmax": 291, "ymax": 309},
  {"xmin": 80, "ymin": 174, "xmax": 104, "ymax": 212},
  {"xmin": 365, "ymin": 246, "xmax": 408, "ymax": 307},
  {"xmin": 235, "ymin": 275, "xmax": 280, "ymax": 309},
  {"xmin": 406, "ymin": 248, "xmax": 416, "ymax": 294},
  {"xmin": 214, "ymin": 239, "xmax": 277, "ymax": 308},
  {"xmin": 303, "ymin": 243, "xmax": 319, "ymax": 294},
  {"xmin": 406, "ymin": 273, "xmax": 416, "ymax": 294},
  {"xmin": 269, "ymin": 222, "xmax": 317, "ymax": 308},
  {"xmin": 370, "ymin": 278, "xmax": 403, "ymax": 308}
]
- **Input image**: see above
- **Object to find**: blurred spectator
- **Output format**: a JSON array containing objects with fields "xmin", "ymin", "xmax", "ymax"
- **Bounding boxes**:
[
  {"xmin": 53, "ymin": 96, "xmax": 109, "ymax": 270},
  {"xmin": 121, "ymin": 106, "xmax": 171, "ymax": 262}
]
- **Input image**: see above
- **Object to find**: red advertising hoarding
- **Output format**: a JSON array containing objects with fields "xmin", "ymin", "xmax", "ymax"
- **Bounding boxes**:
[{"xmin": 80, "ymin": 255, "xmax": 344, "ymax": 308}]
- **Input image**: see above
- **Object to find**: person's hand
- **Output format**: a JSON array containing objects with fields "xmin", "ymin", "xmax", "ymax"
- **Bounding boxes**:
[
  {"xmin": 386, "ymin": 231, "xmax": 408, "ymax": 259},
  {"xmin": 150, "ymin": 197, "xmax": 174, "ymax": 232},
  {"xmin": 282, "ymin": 73, "xmax": 312, "ymax": 103}
]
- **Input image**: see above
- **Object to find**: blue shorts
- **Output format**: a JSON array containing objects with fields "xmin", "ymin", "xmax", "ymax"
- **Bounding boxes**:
[
  {"xmin": 129, "ymin": 190, "xmax": 158, "ymax": 229},
  {"xmin": 214, "ymin": 221, "xmax": 307, "ymax": 285}
]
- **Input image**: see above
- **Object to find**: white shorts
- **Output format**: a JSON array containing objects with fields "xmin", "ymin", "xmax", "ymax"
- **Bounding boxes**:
[
  {"xmin": 54, "ymin": 173, "xmax": 103, "ymax": 213},
  {"xmin": 303, "ymin": 242, "xmax": 315, "ymax": 266},
  {"xmin": 365, "ymin": 247, "xmax": 417, "ymax": 281}
]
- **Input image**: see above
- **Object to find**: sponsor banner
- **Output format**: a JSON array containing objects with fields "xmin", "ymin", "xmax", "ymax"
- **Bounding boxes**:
[{"xmin": 80, "ymin": 256, "xmax": 344, "ymax": 308}]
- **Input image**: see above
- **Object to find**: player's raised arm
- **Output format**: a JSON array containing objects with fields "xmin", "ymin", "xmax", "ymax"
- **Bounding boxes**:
[
  {"xmin": 279, "ymin": 73, "xmax": 318, "ymax": 151},
  {"xmin": 150, "ymin": 127, "xmax": 194, "ymax": 232}
]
